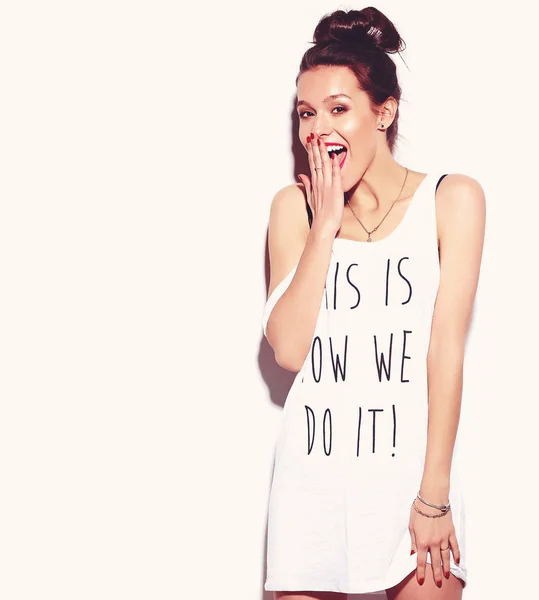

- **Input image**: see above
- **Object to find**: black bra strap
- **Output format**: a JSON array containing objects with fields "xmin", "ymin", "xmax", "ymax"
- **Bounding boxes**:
[{"xmin": 436, "ymin": 174, "xmax": 449, "ymax": 192}]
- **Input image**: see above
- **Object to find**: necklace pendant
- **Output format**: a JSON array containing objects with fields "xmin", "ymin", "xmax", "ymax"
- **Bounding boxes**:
[{"xmin": 367, "ymin": 234, "xmax": 372, "ymax": 242}]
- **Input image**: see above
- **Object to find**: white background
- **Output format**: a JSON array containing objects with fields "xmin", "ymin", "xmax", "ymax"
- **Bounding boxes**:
[{"xmin": 1, "ymin": 1, "xmax": 537, "ymax": 599}]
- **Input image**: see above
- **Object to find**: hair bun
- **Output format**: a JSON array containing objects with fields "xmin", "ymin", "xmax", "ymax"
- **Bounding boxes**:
[{"xmin": 313, "ymin": 7, "xmax": 405, "ymax": 54}]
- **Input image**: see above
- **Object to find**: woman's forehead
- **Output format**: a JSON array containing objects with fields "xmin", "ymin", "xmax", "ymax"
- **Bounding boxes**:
[{"xmin": 297, "ymin": 67, "xmax": 364, "ymax": 103}]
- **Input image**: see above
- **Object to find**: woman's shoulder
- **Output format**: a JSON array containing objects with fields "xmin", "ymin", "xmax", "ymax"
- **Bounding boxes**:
[
  {"xmin": 268, "ymin": 182, "xmax": 310, "ymax": 240},
  {"xmin": 435, "ymin": 172, "xmax": 484, "ymax": 195},
  {"xmin": 270, "ymin": 181, "xmax": 308, "ymax": 209},
  {"xmin": 434, "ymin": 173, "xmax": 485, "ymax": 220},
  {"xmin": 434, "ymin": 172, "xmax": 486, "ymax": 246}
]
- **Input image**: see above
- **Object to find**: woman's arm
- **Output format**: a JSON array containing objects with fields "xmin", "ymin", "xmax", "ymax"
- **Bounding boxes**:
[
  {"xmin": 264, "ymin": 184, "xmax": 336, "ymax": 372},
  {"xmin": 419, "ymin": 174, "xmax": 486, "ymax": 503}
]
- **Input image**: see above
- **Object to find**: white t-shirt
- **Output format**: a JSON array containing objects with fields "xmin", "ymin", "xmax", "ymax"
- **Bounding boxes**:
[{"xmin": 262, "ymin": 172, "xmax": 467, "ymax": 594}]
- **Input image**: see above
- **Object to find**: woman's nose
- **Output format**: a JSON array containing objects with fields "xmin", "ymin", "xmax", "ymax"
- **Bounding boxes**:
[
  {"xmin": 310, "ymin": 121, "xmax": 331, "ymax": 138},
  {"xmin": 310, "ymin": 130, "xmax": 330, "ymax": 143}
]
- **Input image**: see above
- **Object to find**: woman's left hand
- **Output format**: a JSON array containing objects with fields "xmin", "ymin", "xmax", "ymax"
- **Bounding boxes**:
[{"xmin": 409, "ymin": 499, "xmax": 461, "ymax": 587}]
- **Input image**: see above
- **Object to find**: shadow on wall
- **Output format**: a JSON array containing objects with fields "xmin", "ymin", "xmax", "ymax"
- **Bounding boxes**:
[{"xmin": 257, "ymin": 99, "xmax": 309, "ymax": 413}]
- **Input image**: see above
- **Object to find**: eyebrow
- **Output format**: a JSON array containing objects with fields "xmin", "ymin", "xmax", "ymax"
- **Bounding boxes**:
[{"xmin": 296, "ymin": 93, "xmax": 352, "ymax": 108}]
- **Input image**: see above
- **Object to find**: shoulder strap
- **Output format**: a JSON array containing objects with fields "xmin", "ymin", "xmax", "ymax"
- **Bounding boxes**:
[
  {"xmin": 436, "ymin": 173, "xmax": 449, "ymax": 192},
  {"xmin": 306, "ymin": 197, "xmax": 313, "ymax": 229}
]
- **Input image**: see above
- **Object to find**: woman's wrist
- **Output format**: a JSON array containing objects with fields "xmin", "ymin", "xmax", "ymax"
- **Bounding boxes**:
[
  {"xmin": 418, "ymin": 479, "xmax": 450, "ymax": 505},
  {"xmin": 309, "ymin": 222, "xmax": 337, "ymax": 242}
]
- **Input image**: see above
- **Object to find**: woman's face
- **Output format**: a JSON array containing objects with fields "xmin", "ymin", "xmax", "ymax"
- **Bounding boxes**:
[{"xmin": 296, "ymin": 66, "xmax": 379, "ymax": 189}]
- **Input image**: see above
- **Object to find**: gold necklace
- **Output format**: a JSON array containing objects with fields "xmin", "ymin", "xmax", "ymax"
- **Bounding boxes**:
[{"xmin": 346, "ymin": 167, "xmax": 409, "ymax": 242}]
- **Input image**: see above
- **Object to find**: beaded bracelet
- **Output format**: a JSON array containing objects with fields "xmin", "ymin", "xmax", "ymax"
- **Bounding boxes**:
[{"xmin": 412, "ymin": 499, "xmax": 451, "ymax": 519}]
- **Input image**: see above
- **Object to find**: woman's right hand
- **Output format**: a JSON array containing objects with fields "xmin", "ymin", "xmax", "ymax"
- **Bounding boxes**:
[{"xmin": 297, "ymin": 132, "xmax": 345, "ymax": 236}]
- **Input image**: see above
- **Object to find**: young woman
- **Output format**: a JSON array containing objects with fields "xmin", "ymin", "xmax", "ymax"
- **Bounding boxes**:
[{"xmin": 262, "ymin": 7, "xmax": 485, "ymax": 600}]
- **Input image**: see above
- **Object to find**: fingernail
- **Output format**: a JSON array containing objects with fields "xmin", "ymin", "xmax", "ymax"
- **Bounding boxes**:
[
  {"xmin": 444, "ymin": 571, "xmax": 450, "ymax": 579},
  {"xmin": 418, "ymin": 578, "xmax": 424, "ymax": 585},
  {"xmin": 317, "ymin": 138, "xmax": 320, "ymax": 145},
  {"xmin": 410, "ymin": 550, "xmax": 415, "ymax": 555},
  {"xmin": 436, "ymin": 580, "xmax": 442, "ymax": 588},
  {"xmin": 306, "ymin": 135, "xmax": 310, "ymax": 143},
  {"xmin": 456, "ymin": 557, "xmax": 460, "ymax": 564}
]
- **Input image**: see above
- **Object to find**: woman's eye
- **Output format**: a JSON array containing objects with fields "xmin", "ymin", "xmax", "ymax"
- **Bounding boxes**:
[{"xmin": 298, "ymin": 106, "xmax": 347, "ymax": 119}]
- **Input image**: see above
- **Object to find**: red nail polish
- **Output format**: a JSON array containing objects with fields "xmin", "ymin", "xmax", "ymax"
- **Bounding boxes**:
[
  {"xmin": 418, "ymin": 578, "xmax": 424, "ymax": 586},
  {"xmin": 436, "ymin": 580, "xmax": 442, "ymax": 588},
  {"xmin": 444, "ymin": 571, "xmax": 450, "ymax": 579},
  {"xmin": 456, "ymin": 557, "xmax": 460, "ymax": 564},
  {"xmin": 410, "ymin": 550, "xmax": 415, "ymax": 555}
]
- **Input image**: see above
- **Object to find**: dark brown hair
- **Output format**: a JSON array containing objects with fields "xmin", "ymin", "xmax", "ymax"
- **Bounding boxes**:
[{"xmin": 296, "ymin": 6, "xmax": 407, "ymax": 155}]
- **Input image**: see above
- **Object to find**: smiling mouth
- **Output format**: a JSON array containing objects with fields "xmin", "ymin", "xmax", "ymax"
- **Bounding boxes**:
[
  {"xmin": 327, "ymin": 146, "xmax": 347, "ymax": 169},
  {"xmin": 327, "ymin": 147, "xmax": 346, "ymax": 159}
]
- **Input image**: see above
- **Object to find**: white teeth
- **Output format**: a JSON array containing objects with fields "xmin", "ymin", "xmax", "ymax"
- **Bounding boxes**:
[{"xmin": 326, "ymin": 144, "xmax": 346, "ymax": 152}]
